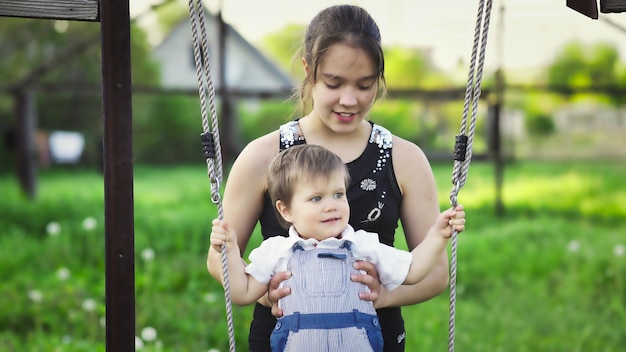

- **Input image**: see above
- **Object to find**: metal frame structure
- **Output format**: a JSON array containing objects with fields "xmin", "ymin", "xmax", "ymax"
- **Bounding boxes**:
[{"xmin": 0, "ymin": 1, "xmax": 135, "ymax": 350}]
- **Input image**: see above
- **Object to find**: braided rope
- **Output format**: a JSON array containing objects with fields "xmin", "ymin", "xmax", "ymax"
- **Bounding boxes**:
[
  {"xmin": 187, "ymin": 1, "xmax": 235, "ymax": 351},
  {"xmin": 448, "ymin": 0, "xmax": 493, "ymax": 351}
]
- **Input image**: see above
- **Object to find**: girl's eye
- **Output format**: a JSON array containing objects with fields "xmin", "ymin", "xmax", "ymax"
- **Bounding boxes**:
[
  {"xmin": 358, "ymin": 85, "xmax": 373, "ymax": 90},
  {"xmin": 325, "ymin": 83, "xmax": 339, "ymax": 89},
  {"xmin": 334, "ymin": 192, "xmax": 344, "ymax": 199},
  {"xmin": 311, "ymin": 196, "xmax": 322, "ymax": 202}
]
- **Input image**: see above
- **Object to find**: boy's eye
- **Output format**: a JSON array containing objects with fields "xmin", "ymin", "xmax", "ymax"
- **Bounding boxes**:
[
  {"xmin": 334, "ymin": 192, "xmax": 344, "ymax": 199},
  {"xmin": 311, "ymin": 196, "xmax": 322, "ymax": 202}
]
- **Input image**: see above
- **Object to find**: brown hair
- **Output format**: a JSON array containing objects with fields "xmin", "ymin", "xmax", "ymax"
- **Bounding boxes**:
[
  {"xmin": 295, "ymin": 5, "xmax": 387, "ymax": 114},
  {"xmin": 267, "ymin": 144, "xmax": 350, "ymax": 228}
]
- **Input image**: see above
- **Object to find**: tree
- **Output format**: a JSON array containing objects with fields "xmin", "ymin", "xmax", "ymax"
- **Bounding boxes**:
[
  {"xmin": 261, "ymin": 24, "xmax": 306, "ymax": 79},
  {"xmin": 384, "ymin": 46, "xmax": 452, "ymax": 89},
  {"xmin": 384, "ymin": 46, "xmax": 429, "ymax": 88},
  {"xmin": 153, "ymin": 0, "xmax": 189, "ymax": 38},
  {"xmin": 259, "ymin": 25, "xmax": 450, "ymax": 90},
  {"xmin": 546, "ymin": 40, "xmax": 626, "ymax": 105},
  {"xmin": 0, "ymin": 17, "xmax": 161, "ymax": 169}
]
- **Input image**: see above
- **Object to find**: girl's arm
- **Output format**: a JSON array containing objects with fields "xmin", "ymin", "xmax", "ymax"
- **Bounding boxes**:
[{"xmin": 375, "ymin": 137, "xmax": 450, "ymax": 308}]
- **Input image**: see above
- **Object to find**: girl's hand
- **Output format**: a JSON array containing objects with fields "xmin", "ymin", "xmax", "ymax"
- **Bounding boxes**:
[
  {"xmin": 267, "ymin": 271, "xmax": 292, "ymax": 317},
  {"xmin": 351, "ymin": 260, "xmax": 382, "ymax": 305}
]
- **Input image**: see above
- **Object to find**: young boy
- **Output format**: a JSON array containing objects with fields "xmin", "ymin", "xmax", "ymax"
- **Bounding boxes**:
[{"xmin": 209, "ymin": 144, "xmax": 465, "ymax": 352}]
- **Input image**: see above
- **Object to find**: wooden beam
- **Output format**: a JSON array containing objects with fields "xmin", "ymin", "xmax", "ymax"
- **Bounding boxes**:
[
  {"xmin": 0, "ymin": 0, "xmax": 99, "ymax": 21},
  {"xmin": 567, "ymin": 0, "xmax": 599, "ymax": 19},
  {"xmin": 101, "ymin": 0, "xmax": 135, "ymax": 350},
  {"xmin": 600, "ymin": 0, "xmax": 626, "ymax": 13}
]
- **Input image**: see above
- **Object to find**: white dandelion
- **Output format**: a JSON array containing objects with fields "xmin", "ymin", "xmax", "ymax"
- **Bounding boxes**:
[
  {"xmin": 141, "ymin": 248, "xmax": 155, "ymax": 262},
  {"xmin": 567, "ymin": 240, "xmax": 580, "ymax": 253},
  {"xmin": 82, "ymin": 298, "xmax": 97, "ymax": 312},
  {"xmin": 135, "ymin": 336, "xmax": 144, "ymax": 350},
  {"xmin": 56, "ymin": 267, "xmax": 71, "ymax": 281},
  {"xmin": 28, "ymin": 289, "xmax": 43, "ymax": 303},
  {"xmin": 204, "ymin": 292, "xmax": 218, "ymax": 303},
  {"xmin": 82, "ymin": 217, "xmax": 97, "ymax": 231},
  {"xmin": 614, "ymin": 244, "xmax": 624, "ymax": 257},
  {"xmin": 46, "ymin": 222, "xmax": 61, "ymax": 236},
  {"xmin": 141, "ymin": 326, "xmax": 157, "ymax": 342}
]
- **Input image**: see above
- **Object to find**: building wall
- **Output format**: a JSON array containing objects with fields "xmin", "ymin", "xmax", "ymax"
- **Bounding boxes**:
[{"xmin": 152, "ymin": 12, "xmax": 292, "ymax": 92}]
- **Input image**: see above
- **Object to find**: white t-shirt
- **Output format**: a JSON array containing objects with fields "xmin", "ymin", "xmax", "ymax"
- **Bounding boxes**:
[{"xmin": 244, "ymin": 225, "xmax": 413, "ymax": 291}]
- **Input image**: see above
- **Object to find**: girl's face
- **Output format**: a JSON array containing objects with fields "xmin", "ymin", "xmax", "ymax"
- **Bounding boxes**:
[
  {"xmin": 307, "ymin": 43, "xmax": 378, "ymax": 133},
  {"xmin": 276, "ymin": 170, "xmax": 350, "ymax": 242}
]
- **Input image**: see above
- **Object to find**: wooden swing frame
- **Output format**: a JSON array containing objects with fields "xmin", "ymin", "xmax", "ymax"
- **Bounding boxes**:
[{"xmin": 0, "ymin": 1, "xmax": 135, "ymax": 351}]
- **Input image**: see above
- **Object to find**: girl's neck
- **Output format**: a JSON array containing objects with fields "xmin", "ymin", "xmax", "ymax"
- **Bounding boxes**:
[{"xmin": 299, "ymin": 115, "xmax": 371, "ymax": 163}]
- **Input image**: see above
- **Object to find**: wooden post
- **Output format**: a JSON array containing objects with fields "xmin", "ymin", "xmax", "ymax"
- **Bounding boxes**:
[
  {"xmin": 491, "ymin": 69, "xmax": 505, "ymax": 217},
  {"xmin": 14, "ymin": 89, "xmax": 37, "ymax": 199},
  {"xmin": 100, "ymin": 0, "xmax": 135, "ymax": 351},
  {"xmin": 217, "ymin": 8, "xmax": 237, "ymax": 161},
  {"xmin": 489, "ymin": 2, "xmax": 506, "ymax": 217}
]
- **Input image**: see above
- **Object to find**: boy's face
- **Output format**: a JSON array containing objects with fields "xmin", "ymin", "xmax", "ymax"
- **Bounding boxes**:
[{"xmin": 276, "ymin": 170, "xmax": 349, "ymax": 241}]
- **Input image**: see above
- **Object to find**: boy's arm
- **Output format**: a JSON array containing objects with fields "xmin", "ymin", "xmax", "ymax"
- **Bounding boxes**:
[
  {"xmin": 403, "ymin": 230, "xmax": 449, "ymax": 285},
  {"xmin": 209, "ymin": 219, "xmax": 269, "ymax": 305},
  {"xmin": 221, "ymin": 251, "xmax": 270, "ymax": 305},
  {"xmin": 403, "ymin": 205, "xmax": 465, "ymax": 285}
]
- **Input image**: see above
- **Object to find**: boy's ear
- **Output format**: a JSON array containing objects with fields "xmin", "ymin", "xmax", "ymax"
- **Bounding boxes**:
[{"xmin": 275, "ymin": 200, "xmax": 292, "ymax": 223}]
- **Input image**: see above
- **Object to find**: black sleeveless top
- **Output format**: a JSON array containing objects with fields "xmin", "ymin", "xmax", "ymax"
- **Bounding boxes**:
[
  {"xmin": 258, "ymin": 120, "xmax": 403, "ymax": 246},
  {"xmin": 250, "ymin": 120, "xmax": 407, "ymax": 352}
]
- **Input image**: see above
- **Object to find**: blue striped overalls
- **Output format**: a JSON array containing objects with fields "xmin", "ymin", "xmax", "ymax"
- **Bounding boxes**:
[{"xmin": 270, "ymin": 243, "xmax": 383, "ymax": 352}]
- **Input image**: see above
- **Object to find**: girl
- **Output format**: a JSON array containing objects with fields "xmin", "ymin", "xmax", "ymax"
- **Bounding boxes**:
[{"xmin": 207, "ymin": 5, "xmax": 450, "ymax": 351}]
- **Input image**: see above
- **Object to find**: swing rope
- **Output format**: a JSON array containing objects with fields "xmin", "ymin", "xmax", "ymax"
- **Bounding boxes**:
[
  {"xmin": 448, "ymin": 0, "xmax": 493, "ymax": 351},
  {"xmin": 187, "ymin": 1, "xmax": 235, "ymax": 351}
]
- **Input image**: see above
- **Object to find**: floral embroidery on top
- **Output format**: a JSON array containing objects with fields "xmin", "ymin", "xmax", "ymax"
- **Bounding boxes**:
[
  {"xmin": 370, "ymin": 125, "xmax": 392, "ymax": 149},
  {"xmin": 360, "ymin": 178, "xmax": 376, "ymax": 191},
  {"xmin": 369, "ymin": 125, "xmax": 392, "ymax": 173},
  {"xmin": 280, "ymin": 121, "xmax": 305, "ymax": 149}
]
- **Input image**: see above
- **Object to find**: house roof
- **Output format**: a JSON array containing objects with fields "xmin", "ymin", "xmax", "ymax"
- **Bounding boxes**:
[{"xmin": 152, "ymin": 9, "xmax": 293, "ymax": 93}]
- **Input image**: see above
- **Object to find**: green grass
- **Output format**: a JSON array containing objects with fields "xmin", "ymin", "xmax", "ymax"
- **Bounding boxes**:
[{"xmin": 1, "ymin": 160, "xmax": 625, "ymax": 351}]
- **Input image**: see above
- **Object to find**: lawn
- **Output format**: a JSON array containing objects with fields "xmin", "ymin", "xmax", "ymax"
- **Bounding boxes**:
[{"xmin": 0, "ymin": 160, "xmax": 624, "ymax": 351}]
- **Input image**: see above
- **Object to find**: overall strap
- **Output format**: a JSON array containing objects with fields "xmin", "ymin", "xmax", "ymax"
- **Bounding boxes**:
[{"xmin": 274, "ymin": 310, "xmax": 380, "ymax": 333}]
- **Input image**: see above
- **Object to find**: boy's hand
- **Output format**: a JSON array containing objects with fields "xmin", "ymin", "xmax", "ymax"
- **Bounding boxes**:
[
  {"xmin": 438, "ymin": 205, "xmax": 466, "ymax": 238},
  {"xmin": 210, "ymin": 219, "xmax": 237, "ymax": 253}
]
